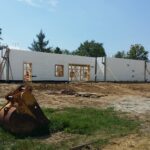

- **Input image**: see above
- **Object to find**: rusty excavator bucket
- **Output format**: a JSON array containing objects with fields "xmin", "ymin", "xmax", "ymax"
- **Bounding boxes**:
[{"xmin": 0, "ymin": 85, "xmax": 49, "ymax": 136}]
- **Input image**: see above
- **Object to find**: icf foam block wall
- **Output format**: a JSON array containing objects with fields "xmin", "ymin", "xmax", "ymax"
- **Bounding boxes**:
[
  {"xmin": 9, "ymin": 49, "xmax": 96, "ymax": 81},
  {"xmin": 105, "ymin": 58, "xmax": 145, "ymax": 82},
  {"xmin": 146, "ymin": 62, "xmax": 150, "ymax": 81},
  {"xmin": 0, "ymin": 49, "xmax": 6, "ymax": 80},
  {"xmin": 96, "ymin": 57, "xmax": 105, "ymax": 81}
]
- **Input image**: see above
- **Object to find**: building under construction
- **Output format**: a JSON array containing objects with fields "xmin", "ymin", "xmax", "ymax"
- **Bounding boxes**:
[{"xmin": 0, "ymin": 47, "xmax": 150, "ymax": 82}]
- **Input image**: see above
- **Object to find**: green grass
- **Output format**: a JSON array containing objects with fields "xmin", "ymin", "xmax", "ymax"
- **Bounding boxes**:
[
  {"xmin": 0, "ymin": 107, "xmax": 140, "ymax": 150},
  {"xmin": 45, "ymin": 107, "xmax": 139, "ymax": 135},
  {"xmin": 0, "ymin": 127, "xmax": 55, "ymax": 150},
  {"xmin": 0, "ymin": 140, "xmax": 55, "ymax": 150}
]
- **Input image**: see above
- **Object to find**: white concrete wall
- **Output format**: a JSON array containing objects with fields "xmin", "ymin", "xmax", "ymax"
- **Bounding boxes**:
[
  {"xmin": 146, "ymin": 62, "xmax": 150, "ymax": 82},
  {"xmin": 0, "ymin": 53, "xmax": 2, "ymax": 79},
  {"xmin": 9, "ymin": 49, "xmax": 96, "ymax": 81},
  {"xmin": 0, "ymin": 49, "xmax": 6, "ymax": 80},
  {"xmin": 96, "ymin": 57, "xmax": 105, "ymax": 81},
  {"xmin": 1, "ymin": 49, "xmax": 149, "ymax": 82},
  {"xmin": 106, "ymin": 58, "xmax": 145, "ymax": 82}
]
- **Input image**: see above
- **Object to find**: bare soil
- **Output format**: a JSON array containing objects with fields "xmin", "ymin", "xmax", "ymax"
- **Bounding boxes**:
[{"xmin": 0, "ymin": 82, "xmax": 150, "ymax": 149}]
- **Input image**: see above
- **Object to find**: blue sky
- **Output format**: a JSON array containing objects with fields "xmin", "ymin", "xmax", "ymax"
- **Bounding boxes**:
[{"xmin": 0, "ymin": 0, "xmax": 150, "ymax": 57}]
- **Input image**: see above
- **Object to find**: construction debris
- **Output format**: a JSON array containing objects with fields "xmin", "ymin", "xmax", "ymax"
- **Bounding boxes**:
[
  {"xmin": 61, "ymin": 89, "xmax": 76, "ymax": 95},
  {"xmin": 47, "ymin": 89, "xmax": 106, "ymax": 98},
  {"xmin": 48, "ymin": 89, "xmax": 76, "ymax": 95},
  {"xmin": 75, "ymin": 92, "xmax": 107, "ymax": 98}
]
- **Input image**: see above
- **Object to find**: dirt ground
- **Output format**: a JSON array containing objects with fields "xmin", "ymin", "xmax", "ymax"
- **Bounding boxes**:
[{"xmin": 0, "ymin": 82, "xmax": 150, "ymax": 149}]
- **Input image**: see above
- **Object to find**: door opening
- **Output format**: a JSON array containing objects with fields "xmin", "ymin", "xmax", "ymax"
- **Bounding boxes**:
[
  {"xmin": 69, "ymin": 64, "xmax": 90, "ymax": 81},
  {"xmin": 23, "ymin": 62, "xmax": 32, "ymax": 82}
]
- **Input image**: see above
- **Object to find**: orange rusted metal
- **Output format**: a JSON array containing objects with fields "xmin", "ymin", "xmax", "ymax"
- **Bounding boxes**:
[{"xmin": 0, "ymin": 85, "xmax": 49, "ymax": 136}]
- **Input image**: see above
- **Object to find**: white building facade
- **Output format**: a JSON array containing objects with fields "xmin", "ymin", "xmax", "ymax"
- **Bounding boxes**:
[{"xmin": 0, "ymin": 49, "xmax": 150, "ymax": 82}]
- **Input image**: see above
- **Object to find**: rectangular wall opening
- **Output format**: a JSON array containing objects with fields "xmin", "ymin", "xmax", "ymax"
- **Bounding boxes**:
[
  {"xmin": 23, "ymin": 62, "xmax": 32, "ymax": 82},
  {"xmin": 69, "ymin": 64, "xmax": 90, "ymax": 81},
  {"xmin": 55, "ymin": 65, "xmax": 64, "ymax": 77}
]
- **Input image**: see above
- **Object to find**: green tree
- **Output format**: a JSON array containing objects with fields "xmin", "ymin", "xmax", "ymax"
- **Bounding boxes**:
[
  {"xmin": 114, "ymin": 51, "xmax": 126, "ymax": 58},
  {"xmin": 0, "ymin": 28, "xmax": 2, "ymax": 40},
  {"xmin": 54, "ymin": 47, "xmax": 62, "ymax": 54},
  {"xmin": 29, "ymin": 30, "xmax": 52, "ymax": 53},
  {"xmin": 62, "ymin": 49, "xmax": 70, "ymax": 55},
  {"xmin": 73, "ymin": 40, "xmax": 106, "ymax": 57},
  {"xmin": 127, "ymin": 44, "xmax": 149, "ymax": 60}
]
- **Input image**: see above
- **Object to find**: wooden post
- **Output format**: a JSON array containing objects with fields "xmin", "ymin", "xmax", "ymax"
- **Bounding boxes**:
[
  {"xmin": 95, "ymin": 57, "xmax": 97, "ymax": 82},
  {"xmin": 104, "ymin": 56, "xmax": 107, "ymax": 82}
]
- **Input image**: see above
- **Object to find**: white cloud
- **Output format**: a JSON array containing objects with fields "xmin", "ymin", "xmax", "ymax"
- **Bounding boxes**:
[
  {"xmin": 17, "ymin": 0, "xmax": 39, "ymax": 7},
  {"xmin": 47, "ymin": 0, "xmax": 58, "ymax": 7},
  {"xmin": 17, "ymin": 0, "xmax": 59, "ymax": 10}
]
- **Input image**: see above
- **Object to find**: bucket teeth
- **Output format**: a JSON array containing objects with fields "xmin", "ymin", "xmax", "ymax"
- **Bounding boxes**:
[{"xmin": 0, "ymin": 85, "xmax": 49, "ymax": 136}]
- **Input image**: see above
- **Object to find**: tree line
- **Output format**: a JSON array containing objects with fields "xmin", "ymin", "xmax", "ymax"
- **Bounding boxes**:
[
  {"xmin": 114, "ymin": 45, "xmax": 149, "ymax": 60},
  {"xmin": 0, "ymin": 28, "xmax": 149, "ymax": 60},
  {"xmin": 28, "ymin": 30, "xmax": 106, "ymax": 57}
]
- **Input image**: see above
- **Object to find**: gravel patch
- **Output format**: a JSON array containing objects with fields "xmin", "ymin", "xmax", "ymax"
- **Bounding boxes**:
[{"xmin": 111, "ymin": 96, "xmax": 150, "ymax": 114}]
